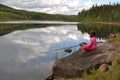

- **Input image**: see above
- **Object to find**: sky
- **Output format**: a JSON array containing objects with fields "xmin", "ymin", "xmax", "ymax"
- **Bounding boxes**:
[{"xmin": 0, "ymin": 0, "xmax": 120, "ymax": 15}]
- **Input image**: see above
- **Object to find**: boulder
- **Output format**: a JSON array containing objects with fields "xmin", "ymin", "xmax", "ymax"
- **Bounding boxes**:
[
  {"xmin": 47, "ymin": 42, "xmax": 116, "ymax": 79},
  {"xmin": 98, "ymin": 64, "xmax": 109, "ymax": 72}
]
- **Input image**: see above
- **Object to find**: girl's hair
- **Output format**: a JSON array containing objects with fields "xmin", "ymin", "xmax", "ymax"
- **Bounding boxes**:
[{"xmin": 89, "ymin": 31, "xmax": 96, "ymax": 37}]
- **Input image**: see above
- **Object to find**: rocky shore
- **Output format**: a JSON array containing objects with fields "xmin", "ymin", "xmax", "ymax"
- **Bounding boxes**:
[{"xmin": 46, "ymin": 33, "xmax": 120, "ymax": 80}]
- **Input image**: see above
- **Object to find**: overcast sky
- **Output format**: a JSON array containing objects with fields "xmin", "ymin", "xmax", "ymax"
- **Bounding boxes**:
[{"xmin": 0, "ymin": 0, "xmax": 120, "ymax": 15}]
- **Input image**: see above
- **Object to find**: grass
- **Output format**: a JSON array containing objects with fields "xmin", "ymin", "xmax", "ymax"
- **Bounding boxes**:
[{"xmin": 81, "ymin": 61, "xmax": 120, "ymax": 80}]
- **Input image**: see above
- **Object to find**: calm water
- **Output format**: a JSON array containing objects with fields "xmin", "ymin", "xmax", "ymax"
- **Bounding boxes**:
[{"xmin": 0, "ymin": 21, "xmax": 120, "ymax": 80}]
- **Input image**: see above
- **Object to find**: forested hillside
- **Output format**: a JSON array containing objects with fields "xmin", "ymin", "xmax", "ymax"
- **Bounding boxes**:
[
  {"xmin": 78, "ymin": 3, "xmax": 120, "ymax": 22},
  {"xmin": 0, "ymin": 4, "xmax": 77, "ymax": 21}
]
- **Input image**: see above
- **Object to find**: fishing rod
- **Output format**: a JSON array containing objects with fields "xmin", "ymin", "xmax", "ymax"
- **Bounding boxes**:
[
  {"xmin": 51, "ymin": 44, "xmax": 79, "ymax": 51},
  {"xmin": 41, "ymin": 44, "xmax": 80, "ymax": 54}
]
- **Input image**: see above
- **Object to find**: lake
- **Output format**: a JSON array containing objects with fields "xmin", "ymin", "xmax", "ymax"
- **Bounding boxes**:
[{"xmin": 0, "ymin": 20, "xmax": 120, "ymax": 80}]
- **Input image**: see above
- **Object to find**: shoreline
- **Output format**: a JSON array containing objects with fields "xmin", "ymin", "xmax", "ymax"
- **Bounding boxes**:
[{"xmin": 82, "ymin": 21, "xmax": 120, "ymax": 25}]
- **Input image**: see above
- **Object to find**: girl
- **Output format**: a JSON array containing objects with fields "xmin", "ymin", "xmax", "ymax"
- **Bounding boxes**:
[{"xmin": 82, "ymin": 31, "xmax": 97, "ymax": 52}]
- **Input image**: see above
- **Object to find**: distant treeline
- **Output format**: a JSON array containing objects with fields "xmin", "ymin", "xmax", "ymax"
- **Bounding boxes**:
[
  {"xmin": 78, "ymin": 3, "xmax": 120, "ymax": 22},
  {"xmin": 0, "ymin": 4, "xmax": 77, "ymax": 21},
  {"xmin": 1, "ymin": 3, "xmax": 120, "ymax": 22}
]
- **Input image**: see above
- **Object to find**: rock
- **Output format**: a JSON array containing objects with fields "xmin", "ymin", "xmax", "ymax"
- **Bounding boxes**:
[
  {"xmin": 109, "ymin": 33, "xmax": 116, "ymax": 38},
  {"xmin": 98, "ymin": 64, "xmax": 109, "ymax": 72},
  {"xmin": 64, "ymin": 48, "xmax": 72, "ymax": 53},
  {"xmin": 107, "ymin": 32, "xmax": 120, "ymax": 42},
  {"xmin": 47, "ymin": 42, "xmax": 116, "ymax": 79}
]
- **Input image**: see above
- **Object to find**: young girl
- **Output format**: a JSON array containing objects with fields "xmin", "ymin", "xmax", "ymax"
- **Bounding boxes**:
[{"xmin": 82, "ymin": 31, "xmax": 97, "ymax": 52}]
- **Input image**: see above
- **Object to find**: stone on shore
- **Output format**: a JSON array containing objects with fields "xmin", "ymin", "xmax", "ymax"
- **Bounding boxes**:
[{"xmin": 47, "ymin": 42, "xmax": 116, "ymax": 79}]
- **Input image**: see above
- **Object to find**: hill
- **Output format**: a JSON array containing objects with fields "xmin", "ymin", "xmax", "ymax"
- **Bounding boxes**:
[
  {"xmin": 78, "ymin": 3, "xmax": 120, "ymax": 22},
  {"xmin": 0, "ymin": 4, "xmax": 77, "ymax": 21}
]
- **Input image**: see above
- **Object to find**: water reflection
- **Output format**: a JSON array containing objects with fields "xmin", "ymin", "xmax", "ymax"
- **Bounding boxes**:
[
  {"xmin": 0, "ymin": 22, "xmax": 120, "ymax": 80},
  {"xmin": 77, "ymin": 23, "xmax": 120, "ymax": 39},
  {"xmin": 0, "ymin": 20, "xmax": 80, "ymax": 24},
  {"xmin": 1, "ymin": 23, "xmax": 120, "ymax": 39},
  {"xmin": 0, "ymin": 25, "xmax": 91, "ymax": 80},
  {"xmin": 0, "ymin": 24, "xmax": 53, "ymax": 36}
]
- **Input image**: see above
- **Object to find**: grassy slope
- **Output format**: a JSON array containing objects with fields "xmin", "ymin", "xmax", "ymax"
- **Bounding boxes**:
[
  {"xmin": 0, "ymin": 4, "xmax": 77, "ymax": 21},
  {"xmin": 0, "ymin": 4, "xmax": 27, "ymax": 20}
]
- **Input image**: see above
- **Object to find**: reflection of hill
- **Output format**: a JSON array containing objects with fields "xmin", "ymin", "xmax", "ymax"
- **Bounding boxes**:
[
  {"xmin": 0, "ymin": 24, "xmax": 56, "ymax": 36},
  {"xmin": 77, "ymin": 23, "xmax": 120, "ymax": 39}
]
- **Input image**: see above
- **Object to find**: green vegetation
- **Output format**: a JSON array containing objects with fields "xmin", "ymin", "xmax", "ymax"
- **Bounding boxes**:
[
  {"xmin": 78, "ymin": 3, "xmax": 120, "ymax": 22},
  {"xmin": 0, "ymin": 4, "xmax": 77, "ymax": 21},
  {"xmin": 1, "ymin": 3, "xmax": 120, "ymax": 22},
  {"xmin": 82, "ymin": 61, "xmax": 120, "ymax": 80},
  {"xmin": 1, "ymin": 3, "xmax": 120, "ymax": 80}
]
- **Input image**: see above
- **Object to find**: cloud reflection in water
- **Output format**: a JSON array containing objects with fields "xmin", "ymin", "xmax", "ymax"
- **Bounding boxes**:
[{"xmin": 0, "ymin": 25, "xmax": 89, "ymax": 80}]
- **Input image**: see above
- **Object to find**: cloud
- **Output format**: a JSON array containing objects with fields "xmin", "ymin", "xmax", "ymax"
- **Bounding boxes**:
[
  {"xmin": 2, "ymin": 25, "xmax": 84, "ymax": 62},
  {"xmin": 0, "ymin": 0, "xmax": 5, "ymax": 3},
  {"xmin": 0, "ymin": 0, "xmax": 95, "ymax": 15},
  {"xmin": 3, "ymin": 0, "xmax": 119, "ymax": 15},
  {"xmin": 2, "ymin": 0, "xmax": 119, "ymax": 15}
]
